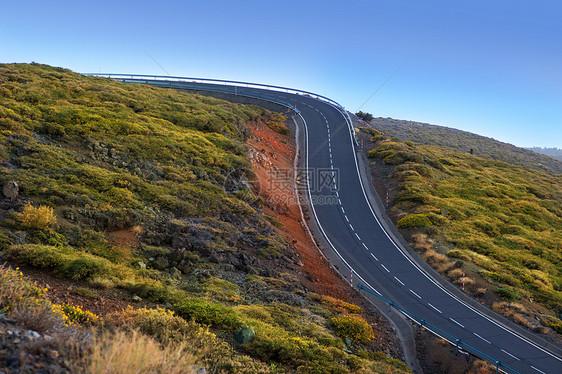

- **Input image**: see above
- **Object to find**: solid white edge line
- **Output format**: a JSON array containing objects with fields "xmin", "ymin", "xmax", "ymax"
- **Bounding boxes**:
[
  {"xmin": 428, "ymin": 303, "xmax": 442, "ymax": 314},
  {"xmin": 501, "ymin": 349, "xmax": 520, "ymax": 361},
  {"xmin": 410, "ymin": 289, "xmax": 422, "ymax": 299},
  {"xmin": 381, "ymin": 264, "xmax": 390, "ymax": 273},
  {"xmin": 474, "ymin": 333, "xmax": 491, "ymax": 344},
  {"xmin": 298, "ymin": 109, "xmax": 383, "ymax": 298},
  {"xmin": 449, "ymin": 318, "xmax": 465, "ymax": 329},
  {"xmin": 335, "ymin": 99, "xmax": 562, "ymax": 362},
  {"xmin": 394, "ymin": 276, "xmax": 405, "ymax": 286}
]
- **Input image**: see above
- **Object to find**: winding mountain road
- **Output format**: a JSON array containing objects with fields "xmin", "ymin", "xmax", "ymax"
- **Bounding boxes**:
[{"xmin": 100, "ymin": 75, "xmax": 562, "ymax": 374}]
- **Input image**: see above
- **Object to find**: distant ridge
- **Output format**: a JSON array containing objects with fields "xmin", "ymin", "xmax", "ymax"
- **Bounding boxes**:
[
  {"xmin": 369, "ymin": 117, "xmax": 562, "ymax": 175},
  {"xmin": 525, "ymin": 147, "xmax": 562, "ymax": 162}
]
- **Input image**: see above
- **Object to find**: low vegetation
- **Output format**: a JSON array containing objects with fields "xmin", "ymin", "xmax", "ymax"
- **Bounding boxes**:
[
  {"xmin": 364, "ymin": 127, "xmax": 562, "ymax": 334},
  {"xmin": 0, "ymin": 63, "xmax": 408, "ymax": 373},
  {"xmin": 367, "ymin": 118, "xmax": 562, "ymax": 175}
]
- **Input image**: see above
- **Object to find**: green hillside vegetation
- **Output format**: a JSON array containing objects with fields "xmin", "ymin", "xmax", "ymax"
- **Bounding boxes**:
[
  {"xmin": 364, "ymin": 128, "xmax": 562, "ymax": 334},
  {"xmin": 368, "ymin": 117, "xmax": 562, "ymax": 175},
  {"xmin": 0, "ymin": 63, "xmax": 409, "ymax": 373}
]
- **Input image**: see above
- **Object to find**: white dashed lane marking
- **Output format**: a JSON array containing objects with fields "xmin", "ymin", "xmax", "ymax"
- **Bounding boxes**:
[
  {"xmin": 344, "ymin": 215, "xmax": 349, "ymax": 222},
  {"xmin": 428, "ymin": 303, "xmax": 442, "ymax": 314},
  {"xmin": 370, "ymin": 253, "xmax": 379, "ymax": 261},
  {"xmin": 394, "ymin": 276, "xmax": 404, "ymax": 286},
  {"xmin": 381, "ymin": 264, "xmax": 390, "ymax": 273},
  {"xmin": 349, "ymin": 224, "xmax": 354, "ymax": 231},
  {"xmin": 362, "ymin": 243, "xmax": 368, "ymax": 250},
  {"xmin": 410, "ymin": 289, "xmax": 422, "ymax": 299},
  {"xmin": 531, "ymin": 365, "xmax": 547, "ymax": 374},
  {"xmin": 501, "ymin": 349, "xmax": 520, "ymax": 361},
  {"xmin": 473, "ymin": 333, "xmax": 490, "ymax": 344},
  {"xmin": 355, "ymin": 233, "xmax": 361, "ymax": 240},
  {"xmin": 449, "ymin": 318, "xmax": 464, "ymax": 329}
]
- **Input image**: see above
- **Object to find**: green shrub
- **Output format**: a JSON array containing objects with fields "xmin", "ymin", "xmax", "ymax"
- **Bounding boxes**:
[
  {"xmin": 397, "ymin": 214, "xmax": 432, "ymax": 228},
  {"xmin": 495, "ymin": 287, "xmax": 520, "ymax": 301},
  {"xmin": 5, "ymin": 244, "xmax": 69, "ymax": 268},
  {"xmin": 174, "ymin": 298, "xmax": 242, "ymax": 330},
  {"xmin": 62, "ymin": 258, "xmax": 109, "ymax": 280},
  {"xmin": 0, "ymin": 230, "xmax": 13, "ymax": 251}
]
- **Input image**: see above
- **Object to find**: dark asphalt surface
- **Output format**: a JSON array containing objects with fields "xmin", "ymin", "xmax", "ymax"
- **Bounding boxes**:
[{"xmin": 119, "ymin": 77, "xmax": 562, "ymax": 374}]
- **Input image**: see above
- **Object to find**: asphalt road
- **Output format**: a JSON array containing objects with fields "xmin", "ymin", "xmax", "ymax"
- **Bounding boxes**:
[{"xmin": 113, "ymin": 77, "xmax": 562, "ymax": 374}]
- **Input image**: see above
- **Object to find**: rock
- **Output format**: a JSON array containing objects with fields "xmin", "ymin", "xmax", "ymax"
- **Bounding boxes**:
[
  {"xmin": 132, "ymin": 295, "xmax": 142, "ymax": 302},
  {"xmin": 245, "ymin": 265, "xmax": 259, "ymax": 275},
  {"xmin": 179, "ymin": 262, "xmax": 192, "ymax": 274},
  {"xmin": 137, "ymin": 260, "xmax": 147, "ymax": 269},
  {"xmin": 344, "ymin": 337, "xmax": 352, "ymax": 347},
  {"xmin": 152, "ymin": 256, "xmax": 169, "ymax": 270},
  {"xmin": 235, "ymin": 327, "xmax": 255, "ymax": 344},
  {"xmin": 24, "ymin": 330, "xmax": 40, "ymax": 340},
  {"xmin": 170, "ymin": 267, "xmax": 181, "ymax": 279},
  {"xmin": 3, "ymin": 180, "xmax": 19, "ymax": 199},
  {"xmin": 0, "ymin": 314, "xmax": 16, "ymax": 324}
]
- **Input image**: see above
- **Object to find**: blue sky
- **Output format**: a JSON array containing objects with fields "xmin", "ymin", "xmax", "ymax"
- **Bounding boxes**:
[{"xmin": 2, "ymin": 0, "xmax": 561, "ymax": 147}]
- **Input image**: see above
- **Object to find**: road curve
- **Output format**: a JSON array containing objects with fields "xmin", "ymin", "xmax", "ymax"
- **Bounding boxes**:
[{"xmin": 106, "ymin": 76, "xmax": 562, "ymax": 374}]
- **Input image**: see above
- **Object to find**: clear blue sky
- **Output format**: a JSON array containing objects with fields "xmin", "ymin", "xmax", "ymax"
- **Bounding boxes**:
[{"xmin": 2, "ymin": 0, "xmax": 561, "ymax": 147}]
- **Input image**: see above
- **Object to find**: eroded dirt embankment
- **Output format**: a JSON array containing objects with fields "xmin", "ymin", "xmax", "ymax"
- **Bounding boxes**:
[{"xmin": 245, "ymin": 119, "xmax": 403, "ymax": 354}]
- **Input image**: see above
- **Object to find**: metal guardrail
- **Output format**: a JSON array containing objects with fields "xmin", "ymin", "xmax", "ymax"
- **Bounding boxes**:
[
  {"xmin": 85, "ymin": 73, "xmax": 360, "ymax": 146},
  {"xmin": 357, "ymin": 284, "xmax": 521, "ymax": 374}
]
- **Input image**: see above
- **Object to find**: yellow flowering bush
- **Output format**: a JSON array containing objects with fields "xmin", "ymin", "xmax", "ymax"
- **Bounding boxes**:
[
  {"xmin": 51, "ymin": 302, "xmax": 100, "ymax": 326},
  {"xmin": 331, "ymin": 315, "xmax": 374, "ymax": 343},
  {"xmin": 18, "ymin": 203, "xmax": 56, "ymax": 230}
]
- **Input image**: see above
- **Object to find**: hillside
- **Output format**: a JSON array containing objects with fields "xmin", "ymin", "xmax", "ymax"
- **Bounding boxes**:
[
  {"xmin": 0, "ymin": 63, "xmax": 410, "ymax": 373},
  {"xmin": 368, "ymin": 117, "xmax": 562, "ymax": 175},
  {"xmin": 360, "ymin": 126, "xmax": 562, "ymax": 337}
]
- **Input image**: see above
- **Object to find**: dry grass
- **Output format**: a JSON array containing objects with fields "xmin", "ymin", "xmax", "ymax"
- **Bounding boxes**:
[
  {"xmin": 492, "ymin": 302, "xmax": 536, "ymax": 329},
  {"xmin": 89, "ymin": 277, "xmax": 115, "ymax": 289},
  {"xmin": 422, "ymin": 249, "xmax": 452, "ymax": 272},
  {"xmin": 448, "ymin": 268, "xmax": 463, "ymax": 278},
  {"xmin": 411, "ymin": 233, "xmax": 434, "ymax": 251},
  {"xmin": 86, "ymin": 329, "xmax": 199, "ymax": 374},
  {"xmin": 467, "ymin": 359, "xmax": 495, "ymax": 374}
]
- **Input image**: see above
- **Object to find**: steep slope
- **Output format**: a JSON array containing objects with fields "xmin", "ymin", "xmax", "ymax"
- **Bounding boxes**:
[
  {"xmin": 0, "ymin": 63, "xmax": 409, "ymax": 373},
  {"xmin": 368, "ymin": 117, "xmax": 562, "ymax": 175}
]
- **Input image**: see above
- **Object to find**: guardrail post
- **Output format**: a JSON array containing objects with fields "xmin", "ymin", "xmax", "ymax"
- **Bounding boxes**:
[
  {"xmin": 455, "ymin": 339, "xmax": 460, "ymax": 355},
  {"xmin": 495, "ymin": 361, "xmax": 500, "ymax": 374}
]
